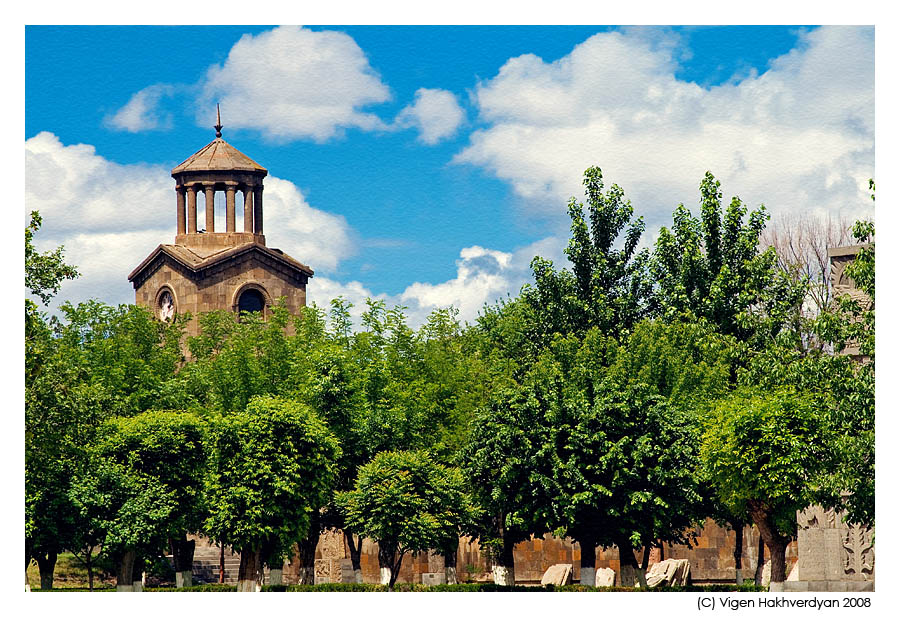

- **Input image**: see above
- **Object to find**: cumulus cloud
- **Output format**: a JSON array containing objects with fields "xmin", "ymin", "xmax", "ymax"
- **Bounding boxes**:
[
  {"xmin": 305, "ymin": 236, "xmax": 566, "ymax": 330},
  {"xmin": 262, "ymin": 176, "xmax": 356, "ymax": 272},
  {"xmin": 105, "ymin": 84, "xmax": 176, "ymax": 132},
  {"xmin": 25, "ymin": 131, "xmax": 172, "ymax": 237},
  {"xmin": 198, "ymin": 26, "xmax": 391, "ymax": 142},
  {"xmin": 25, "ymin": 132, "xmax": 356, "ymax": 310},
  {"xmin": 395, "ymin": 88, "xmax": 465, "ymax": 144},
  {"xmin": 455, "ymin": 26, "xmax": 875, "ymax": 231},
  {"xmin": 399, "ymin": 237, "xmax": 565, "ymax": 326}
]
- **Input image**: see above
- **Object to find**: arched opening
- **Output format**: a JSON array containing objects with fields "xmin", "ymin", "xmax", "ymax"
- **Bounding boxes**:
[
  {"xmin": 155, "ymin": 286, "xmax": 177, "ymax": 321},
  {"xmin": 198, "ymin": 187, "xmax": 211, "ymax": 232},
  {"xmin": 214, "ymin": 187, "xmax": 226, "ymax": 233},
  {"xmin": 237, "ymin": 288, "xmax": 265, "ymax": 313},
  {"xmin": 236, "ymin": 189, "xmax": 245, "ymax": 232}
]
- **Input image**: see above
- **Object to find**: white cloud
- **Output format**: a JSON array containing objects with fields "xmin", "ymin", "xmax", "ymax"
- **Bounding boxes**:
[
  {"xmin": 198, "ymin": 26, "xmax": 391, "ymax": 142},
  {"xmin": 305, "ymin": 277, "xmax": 388, "ymax": 325},
  {"xmin": 305, "ymin": 236, "xmax": 566, "ymax": 330},
  {"xmin": 395, "ymin": 88, "xmax": 465, "ymax": 144},
  {"xmin": 455, "ymin": 26, "xmax": 875, "ymax": 230},
  {"xmin": 25, "ymin": 132, "xmax": 356, "ymax": 310},
  {"xmin": 262, "ymin": 176, "xmax": 356, "ymax": 272},
  {"xmin": 105, "ymin": 84, "xmax": 175, "ymax": 132},
  {"xmin": 399, "ymin": 237, "xmax": 565, "ymax": 326},
  {"xmin": 25, "ymin": 131, "xmax": 172, "ymax": 237}
]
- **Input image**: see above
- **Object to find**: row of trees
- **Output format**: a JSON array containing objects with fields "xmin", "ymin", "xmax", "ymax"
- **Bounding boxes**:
[{"xmin": 25, "ymin": 169, "xmax": 874, "ymax": 590}]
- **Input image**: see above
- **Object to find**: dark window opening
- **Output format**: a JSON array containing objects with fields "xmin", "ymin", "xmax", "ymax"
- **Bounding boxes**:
[{"xmin": 238, "ymin": 288, "xmax": 265, "ymax": 313}]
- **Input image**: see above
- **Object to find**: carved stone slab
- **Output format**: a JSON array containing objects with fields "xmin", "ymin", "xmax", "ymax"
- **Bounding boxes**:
[
  {"xmin": 796, "ymin": 504, "xmax": 874, "ymax": 583},
  {"xmin": 646, "ymin": 559, "xmax": 690, "ymax": 587},
  {"xmin": 421, "ymin": 572, "xmax": 446, "ymax": 586},
  {"xmin": 595, "ymin": 567, "xmax": 616, "ymax": 587},
  {"xmin": 540, "ymin": 563, "xmax": 573, "ymax": 586}
]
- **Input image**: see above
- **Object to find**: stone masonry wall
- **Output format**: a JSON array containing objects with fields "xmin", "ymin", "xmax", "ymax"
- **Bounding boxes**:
[
  {"xmin": 275, "ymin": 519, "xmax": 796, "ymax": 585},
  {"xmin": 135, "ymin": 253, "xmax": 306, "ymax": 339}
]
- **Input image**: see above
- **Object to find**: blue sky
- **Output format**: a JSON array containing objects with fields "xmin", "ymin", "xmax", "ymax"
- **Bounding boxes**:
[{"xmin": 25, "ymin": 25, "xmax": 875, "ymax": 326}]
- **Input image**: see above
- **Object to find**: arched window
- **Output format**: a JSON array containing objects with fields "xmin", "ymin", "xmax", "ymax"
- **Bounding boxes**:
[{"xmin": 237, "ymin": 288, "xmax": 265, "ymax": 313}]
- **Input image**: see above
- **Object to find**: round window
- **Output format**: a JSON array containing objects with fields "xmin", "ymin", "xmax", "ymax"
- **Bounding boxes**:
[
  {"xmin": 237, "ymin": 288, "xmax": 265, "ymax": 313},
  {"xmin": 158, "ymin": 289, "xmax": 175, "ymax": 321}
]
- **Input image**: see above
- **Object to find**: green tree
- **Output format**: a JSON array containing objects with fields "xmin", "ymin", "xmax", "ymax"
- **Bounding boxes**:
[
  {"xmin": 460, "ymin": 375, "xmax": 557, "ymax": 586},
  {"xmin": 528, "ymin": 335, "xmax": 707, "ymax": 588},
  {"xmin": 181, "ymin": 304, "xmax": 295, "ymax": 413},
  {"xmin": 701, "ymin": 389, "xmax": 834, "ymax": 583},
  {"xmin": 652, "ymin": 172, "xmax": 805, "ymax": 348},
  {"xmin": 24, "ymin": 210, "xmax": 80, "ymax": 589},
  {"xmin": 523, "ymin": 167, "xmax": 651, "ymax": 346},
  {"xmin": 337, "ymin": 450, "xmax": 474, "ymax": 589},
  {"xmin": 203, "ymin": 395, "xmax": 339, "ymax": 591},
  {"xmin": 25, "ymin": 210, "xmax": 78, "ymax": 306},
  {"xmin": 69, "ymin": 411, "xmax": 206, "ymax": 591}
]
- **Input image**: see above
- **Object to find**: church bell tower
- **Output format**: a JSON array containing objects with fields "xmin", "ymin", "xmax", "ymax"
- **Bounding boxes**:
[{"xmin": 128, "ymin": 107, "xmax": 313, "ymax": 334}]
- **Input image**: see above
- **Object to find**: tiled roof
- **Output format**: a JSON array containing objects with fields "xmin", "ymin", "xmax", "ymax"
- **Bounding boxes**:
[
  {"xmin": 128, "ymin": 242, "xmax": 313, "ymax": 283},
  {"xmin": 171, "ymin": 138, "xmax": 267, "ymax": 174}
]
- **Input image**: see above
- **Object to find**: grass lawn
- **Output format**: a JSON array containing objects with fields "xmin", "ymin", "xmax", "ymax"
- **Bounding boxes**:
[{"xmin": 26, "ymin": 552, "xmax": 116, "ymax": 590}]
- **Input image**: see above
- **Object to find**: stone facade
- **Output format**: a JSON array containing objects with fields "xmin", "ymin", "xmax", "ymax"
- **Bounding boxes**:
[
  {"xmin": 782, "ymin": 504, "xmax": 874, "ymax": 592},
  {"xmin": 264, "ymin": 519, "xmax": 795, "ymax": 586}
]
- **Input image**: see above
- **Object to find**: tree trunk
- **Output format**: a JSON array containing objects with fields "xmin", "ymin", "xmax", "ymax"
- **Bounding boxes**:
[
  {"xmin": 617, "ymin": 535, "xmax": 647, "ymax": 589},
  {"xmin": 131, "ymin": 558, "xmax": 144, "ymax": 592},
  {"xmin": 219, "ymin": 544, "xmax": 225, "ymax": 584},
  {"xmin": 748, "ymin": 504, "xmax": 790, "ymax": 584},
  {"xmin": 444, "ymin": 549, "xmax": 458, "ymax": 585},
  {"xmin": 237, "ymin": 547, "xmax": 262, "ymax": 592},
  {"xmin": 86, "ymin": 549, "xmax": 94, "ymax": 592},
  {"xmin": 378, "ymin": 543, "xmax": 402, "ymax": 589},
  {"xmin": 579, "ymin": 537, "xmax": 597, "ymax": 587},
  {"xmin": 731, "ymin": 521, "xmax": 744, "ymax": 585},
  {"xmin": 35, "ymin": 550, "xmax": 58, "ymax": 590},
  {"xmin": 492, "ymin": 533, "xmax": 516, "ymax": 586},
  {"xmin": 345, "ymin": 531, "xmax": 364, "ymax": 583},
  {"xmin": 754, "ymin": 534, "xmax": 766, "ymax": 586},
  {"xmin": 298, "ymin": 529, "xmax": 318, "ymax": 584},
  {"xmin": 171, "ymin": 535, "xmax": 195, "ymax": 588},
  {"xmin": 117, "ymin": 550, "xmax": 136, "ymax": 592},
  {"xmin": 640, "ymin": 544, "xmax": 651, "ymax": 571},
  {"xmin": 25, "ymin": 541, "xmax": 32, "ymax": 592}
]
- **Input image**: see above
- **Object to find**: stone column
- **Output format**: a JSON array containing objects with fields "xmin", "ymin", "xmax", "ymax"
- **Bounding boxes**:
[
  {"xmin": 225, "ymin": 183, "xmax": 237, "ymax": 233},
  {"xmin": 243, "ymin": 187, "xmax": 254, "ymax": 233},
  {"xmin": 187, "ymin": 185, "xmax": 198, "ymax": 233},
  {"xmin": 253, "ymin": 186, "xmax": 264, "ymax": 234},
  {"xmin": 204, "ymin": 185, "xmax": 216, "ymax": 233},
  {"xmin": 176, "ymin": 186, "xmax": 186, "ymax": 235}
]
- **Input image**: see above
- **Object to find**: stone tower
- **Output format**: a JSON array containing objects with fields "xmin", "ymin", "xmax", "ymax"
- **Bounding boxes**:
[{"xmin": 128, "ymin": 109, "xmax": 313, "ymax": 335}]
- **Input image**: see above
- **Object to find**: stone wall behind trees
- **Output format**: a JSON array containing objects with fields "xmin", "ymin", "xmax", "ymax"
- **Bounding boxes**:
[{"xmin": 267, "ymin": 519, "xmax": 795, "ymax": 585}]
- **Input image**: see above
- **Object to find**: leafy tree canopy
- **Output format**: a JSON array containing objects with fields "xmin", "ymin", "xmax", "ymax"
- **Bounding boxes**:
[
  {"xmin": 522, "ymin": 167, "xmax": 652, "ymax": 346},
  {"xmin": 203, "ymin": 395, "xmax": 340, "ymax": 562},
  {"xmin": 652, "ymin": 172, "xmax": 806, "ymax": 348},
  {"xmin": 337, "ymin": 450, "xmax": 475, "ymax": 588}
]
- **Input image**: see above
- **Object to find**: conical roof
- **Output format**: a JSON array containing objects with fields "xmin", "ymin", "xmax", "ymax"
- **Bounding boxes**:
[{"xmin": 171, "ymin": 138, "xmax": 267, "ymax": 175}]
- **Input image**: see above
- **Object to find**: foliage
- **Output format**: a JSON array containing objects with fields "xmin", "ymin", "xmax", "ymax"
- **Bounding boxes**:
[
  {"xmin": 181, "ymin": 305, "xmax": 295, "ymax": 413},
  {"xmin": 537, "ymin": 350, "xmax": 706, "ymax": 554},
  {"xmin": 602, "ymin": 318, "xmax": 740, "ymax": 409},
  {"xmin": 651, "ymin": 172, "xmax": 806, "ymax": 348},
  {"xmin": 337, "ymin": 450, "xmax": 475, "ymax": 587},
  {"xmin": 25, "ymin": 210, "xmax": 79, "ymax": 306},
  {"xmin": 700, "ymin": 389, "xmax": 833, "ymax": 536},
  {"xmin": 69, "ymin": 411, "xmax": 206, "ymax": 561},
  {"xmin": 203, "ymin": 395, "xmax": 340, "ymax": 562},
  {"xmin": 522, "ymin": 167, "xmax": 652, "ymax": 345},
  {"xmin": 734, "ymin": 218, "xmax": 874, "ymax": 528}
]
